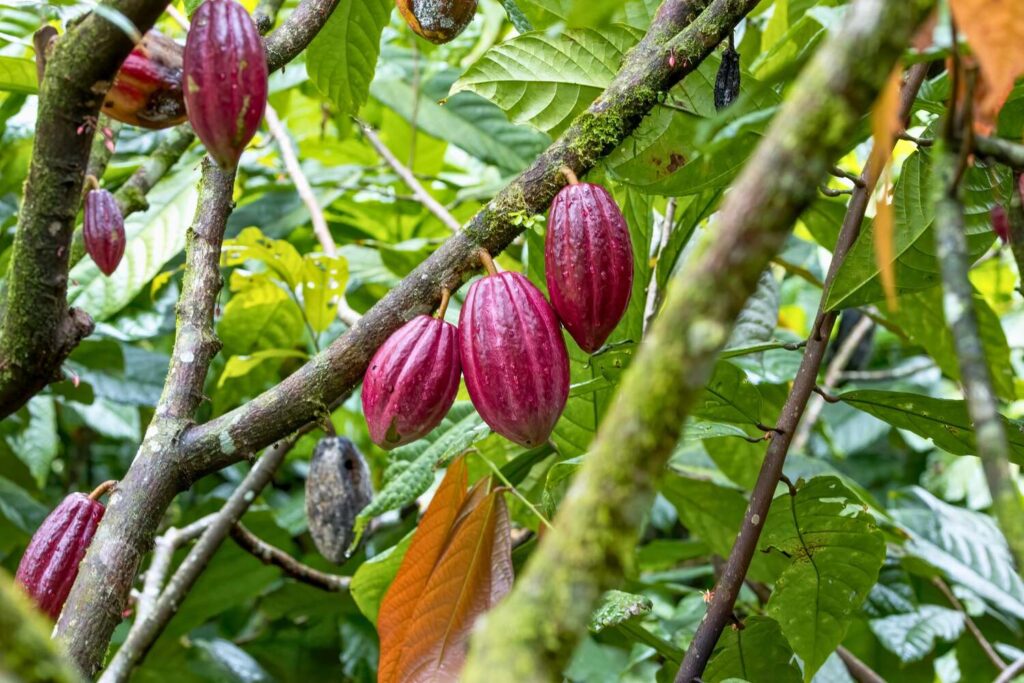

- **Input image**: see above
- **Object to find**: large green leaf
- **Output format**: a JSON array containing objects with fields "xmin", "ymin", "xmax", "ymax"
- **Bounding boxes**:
[
  {"xmin": 451, "ymin": 26, "xmax": 643, "ymax": 136},
  {"xmin": 704, "ymin": 616, "xmax": 801, "ymax": 683},
  {"xmin": 890, "ymin": 487, "xmax": 1024, "ymax": 620},
  {"xmin": 886, "ymin": 287, "xmax": 1015, "ymax": 400},
  {"xmin": 351, "ymin": 532, "xmax": 412, "ymax": 625},
  {"xmin": 840, "ymin": 391, "xmax": 1024, "ymax": 463},
  {"xmin": 826, "ymin": 151, "xmax": 1009, "ymax": 310},
  {"xmin": 307, "ymin": 0, "xmax": 392, "ymax": 120},
  {"xmin": 7, "ymin": 396, "xmax": 58, "ymax": 487},
  {"xmin": 661, "ymin": 473, "xmax": 748, "ymax": 560},
  {"xmin": 217, "ymin": 281, "xmax": 305, "ymax": 356},
  {"xmin": 0, "ymin": 475, "xmax": 47, "ymax": 534},
  {"xmin": 695, "ymin": 361, "xmax": 778, "ymax": 428},
  {"xmin": 0, "ymin": 57, "xmax": 37, "ymax": 94},
  {"xmin": 68, "ymin": 168, "xmax": 199, "ymax": 321},
  {"xmin": 868, "ymin": 605, "xmax": 964, "ymax": 663},
  {"xmin": 763, "ymin": 476, "xmax": 885, "ymax": 681}
]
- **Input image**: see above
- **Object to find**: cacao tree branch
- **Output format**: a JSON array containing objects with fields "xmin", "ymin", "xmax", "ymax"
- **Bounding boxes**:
[
  {"xmin": 1007, "ymin": 172, "xmax": 1024, "ymax": 299},
  {"xmin": 836, "ymin": 646, "xmax": 885, "ymax": 683},
  {"xmin": 136, "ymin": 514, "xmax": 216, "ymax": 621},
  {"xmin": 230, "ymin": 523, "xmax": 350, "ymax": 591},
  {"xmin": 178, "ymin": 0, "xmax": 717, "ymax": 483},
  {"xmin": 463, "ymin": 3, "xmax": 935, "ymax": 681},
  {"xmin": 933, "ymin": 133, "xmax": 1024, "ymax": 569},
  {"xmin": 676, "ymin": 56, "xmax": 931, "ymax": 682},
  {"xmin": 974, "ymin": 134, "xmax": 1024, "ymax": 171},
  {"xmin": 0, "ymin": 0, "xmax": 171, "ymax": 419},
  {"xmin": 933, "ymin": 577, "xmax": 1006, "ymax": 670}
]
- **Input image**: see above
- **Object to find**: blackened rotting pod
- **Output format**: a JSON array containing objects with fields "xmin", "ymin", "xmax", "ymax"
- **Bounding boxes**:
[
  {"xmin": 714, "ymin": 39, "xmax": 741, "ymax": 111},
  {"xmin": 305, "ymin": 437, "xmax": 374, "ymax": 564}
]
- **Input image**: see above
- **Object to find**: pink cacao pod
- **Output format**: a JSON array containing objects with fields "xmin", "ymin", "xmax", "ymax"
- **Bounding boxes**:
[
  {"xmin": 15, "ymin": 492, "xmax": 105, "ymax": 620},
  {"xmin": 992, "ymin": 205, "xmax": 1011, "ymax": 244},
  {"xmin": 84, "ymin": 188, "xmax": 126, "ymax": 276},
  {"xmin": 183, "ymin": 0, "xmax": 268, "ymax": 169},
  {"xmin": 362, "ymin": 315, "xmax": 461, "ymax": 449},
  {"xmin": 103, "ymin": 30, "xmax": 187, "ymax": 129},
  {"xmin": 459, "ymin": 271, "xmax": 569, "ymax": 447},
  {"xmin": 546, "ymin": 176, "xmax": 634, "ymax": 353}
]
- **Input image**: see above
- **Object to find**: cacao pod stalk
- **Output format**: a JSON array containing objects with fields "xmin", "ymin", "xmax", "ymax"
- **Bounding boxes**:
[
  {"xmin": 459, "ymin": 252, "xmax": 569, "ymax": 447},
  {"xmin": 103, "ymin": 31, "xmax": 187, "ymax": 129},
  {"xmin": 183, "ymin": 0, "xmax": 268, "ymax": 169},
  {"xmin": 306, "ymin": 437, "xmax": 374, "ymax": 563},
  {"xmin": 546, "ymin": 167, "xmax": 634, "ymax": 353},
  {"xmin": 396, "ymin": 0, "xmax": 478, "ymax": 44},
  {"xmin": 83, "ymin": 183, "xmax": 126, "ymax": 276},
  {"xmin": 362, "ymin": 290, "xmax": 462, "ymax": 449},
  {"xmin": 14, "ymin": 481, "xmax": 115, "ymax": 620}
]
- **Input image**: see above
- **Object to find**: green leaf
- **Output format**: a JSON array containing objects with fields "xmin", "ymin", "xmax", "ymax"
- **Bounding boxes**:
[
  {"xmin": 68, "ymin": 168, "xmax": 199, "ymax": 321},
  {"xmin": 222, "ymin": 227, "xmax": 306, "ymax": 290},
  {"xmin": 868, "ymin": 605, "xmax": 965, "ymax": 663},
  {"xmin": 307, "ymin": 0, "xmax": 392, "ymax": 119},
  {"xmin": 217, "ymin": 281, "xmax": 305, "ymax": 356},
  {"xmin": 351, "ymin": 403, "xmax": 489, "ymax": 546},
  {"xmin": 891, "ymin": 487, "xmax": 1024, "ymax": 620},
  {"xmin": 763, "ymin": 476, "xmax": 885, "ymax": 681},
  {"xmin": 301, "ymin": 254, "xmax": 348, "ymax": 333},
  {"xmin": 351, "ymin": 533, "xmax": 413, "ymax": 625},
  {"xmin": 695, "ymin": 361, "xmax": 776, "ymax": 427},
  {"xmin": 8, "ymin": 396, "xmax": 58, "ymax": 488},
  {"xmin": 885, "ymin": 287, "xmax": 1015, "ymax": 400},
  {"xmin": 588, "ymin": 590, "xmax": 652, "ymax": 632},
  {"xmin": 0, "ymin": 475, "xmax": 47, "ymax": 534},
  {"xmin": 840, "ymin": 391, "xmax": 1024, "ymax": 463},
  {"xmin": 450, "ymin": 26, "xmax": 643, "ymax": 136},
  {"xmin": 661, "ymin": 473, "xmax": 748, "ymax": 560},
  {"xmin": 704, "ymin": 616, "xmax": 801, "ymax": 683},
  {"xmin": 826, "ymin": 151, "xmax": 1010, "ymax": 310},
  {"xmin": 0, "ymin": 57, "xmax": 37, "ymax": 94},
  {"xmin": 218, "ymin": 349, "xmax": 308, "ymax": 388},
  {"xmin": 189, "ymin": 639, "xmax": 272, "ymax": 682}
]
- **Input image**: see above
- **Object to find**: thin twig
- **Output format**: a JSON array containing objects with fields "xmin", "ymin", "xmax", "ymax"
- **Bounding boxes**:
[
  {"xmin": 230, "ymin": 523, "xmax": 349, "ymax": 591},
  {"xmin": 995, "ymin": 657, "xmax": 1024, "ymax": 683},
  {"xmin": 839, "ymin": 358, "xmax": 935, "ymax": 382},
  {"xmin": 137, "ymin": 514, "xmax": 216, "ymax": 621},
  {"xmin": 357, "ymin": 120, "xmax": 462, "ymax": 232},
  {"xmin": 645, "ymin": 197, "xmax": 678, "ymax": 333},
  {"xmin": 974, "ymin": 135, "xmax": 1024, "ymax": 171},
  {"xmin": 933, "ymin": 577, "xmax": 1006, "ymax": 670},
  {"xmin": 836, "ymin": 646, "xmax": 886, "ymax": 683}
]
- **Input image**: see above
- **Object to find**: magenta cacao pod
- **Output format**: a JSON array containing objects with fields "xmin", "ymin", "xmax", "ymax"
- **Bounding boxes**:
[
  {"xmin": 84, "ymin": 188, "xmax": 126, "ymax": 276},
  {"xmin": 459, "ymin": 272, "xmax": 569, "ymax": 447},
  {"xmin": 546, "ymin": 180, "xmax": 634, "ymax": 353},
  {"xmin": 15, "ymin": 493, "xmax": 105, "ymax": 620},
  {"xmin": 362, "ymin": 315, "xmax": 461, "ymax": 449},
  {"xmin": 992, "ymin": 205, "xmax": 1011, "ymax": 244},
  {"xmin": 183, "ymin": 0, "xmax": 268, "ymax": 170}
]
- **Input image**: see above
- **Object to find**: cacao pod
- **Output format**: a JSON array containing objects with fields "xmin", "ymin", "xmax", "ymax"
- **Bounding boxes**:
[
  {"xmin": 459, "ymin": 270, "xmax": 569, "ymax": 447},
  {"xmin": 183, "ymin": 0, "xmax": 268, "ymax": 169},
  {"xmin": 396, "ymin": 0, "xmax": 478, "ymax": 44},
  {"xmin": 546, "ymin": 177, "xmax": 634, "ymax": 353},
  {"xmin": 84, "ymin": 188, "xmax": 126, "ymax": 276},
  {"xmin": 15, "ymin": 493, "xmax": 105, "ymax": 620},
  {"xmin": 362, "ymin": 315, "xmax": 461, "ymax": 449},
  {"xmin": 306, "ymin": 437, "xmax": 374, "ymax": 563},
  {"xmin": 714, "ymin": 43, "xmax": 741, "ymax": 111},
  {"xmin": 992, "ymin": 205, "xmax": 1011, "ymax": 244},
  {"xmin": 103, "ymin": 31, "xmax": 187, "ymax": 129}
]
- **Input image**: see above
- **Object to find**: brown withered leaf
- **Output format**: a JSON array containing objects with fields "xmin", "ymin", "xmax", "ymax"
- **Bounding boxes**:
[
  {"xmin": 393, "ymin": 485, "xmax": 512, "ymax": 683},
  {"xmin": 377, "ymin": 457, "xmax": 469, "ymax": 683},
  {"xmin": 949, "ymin": 0, "xmax": 1024, "ymax": 134},
  {"xmin": 870, "ymin": 65, "xmax": 903, "ymax": 311}
]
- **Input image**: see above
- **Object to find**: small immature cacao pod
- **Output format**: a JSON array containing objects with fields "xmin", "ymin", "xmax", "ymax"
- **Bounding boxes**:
[
  {"xmin": 546, "ymin": 176, "xmax": 634, "ymax": 353},
  {"xmin": 459, "ymin": 270, "xmax": 569, "ymax": 447},
  {"xmin": 84, "ymin": 188, "xmax": 126, "ymax": 276},
  {"xmin": 362, "ymin": 315, "xmax": 461, "ymax": 449},
  {"xmin": 306, "ymin": 437, "xmax": 374, "ymax": 563},
  {"xmin": 103, "ymin": 31, "xmax": 187, "ymax": 129},
  {"xmin": 183, "ymin": 0, "xmax": 268, "ymax": 169},
  {"xmin": 15, "ymin": 492, "xmax": 105, "ymax": 620},
  {"xmin": 992, "ymin": 205, "xmax": 1011, "ymax": 244},
  {"xmin": 714, "ymin": 44, "xmax": 741, "ymax": 111},
  {"xmin": 396, "ymin": 0, "xmax": 478, "ymax": 44}
]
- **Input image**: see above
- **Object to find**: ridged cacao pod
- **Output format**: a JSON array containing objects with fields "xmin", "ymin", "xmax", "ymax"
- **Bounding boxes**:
[
  {"xmin": 103, "ymin": 31, "xmax": 187, "ymax": 129},
  {"xmin": 84, "ymin": 188, "xmax": 126, "ymax": 276},
  {"xmin": 546, "ymin": 180, "xmax": 634, "ymax": 353},
  {"xmin": 15, "ymin": 493, "xmax": 105, "ymax": 620},
  {"xmin": 362, "ymin": 315, "xmax": 461, "ymax": 449},
  {"xmin": 183, "ymin": 0, "xmax": 268, "ymax": 169},
  {"xmin": 992, "ymin": 205, "xmax": 1011, "ymax": 244},
  {"xmin": 714, "ymin": 44, "xmax": 741, "ymax": 111},
  {"xmin": 306, "ymin": 437, "xmax": 374, "ymax": 563},
  {"xmin": 459, "ymin": 271, "xmax": 569, "ymax": 447},
  {"xmin": 396, "ymin": 0, "xmax": 478, "ymax": 44}
]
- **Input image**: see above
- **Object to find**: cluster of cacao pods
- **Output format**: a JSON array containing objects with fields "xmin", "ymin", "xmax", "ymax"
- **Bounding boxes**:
[
  {"xmin": 103, "ymin": 0, "xmax": 267, "ymax": 169},
  {"xmin": 396, "ymin": 0, "xmax": 478, "ymax": 44},
  {"xmin": 14, "ymin": 482, "xmax": 114, "ymax": 620},
  {"xmin": 84, "ymin": 182, "xmax": 126, "ymax": 276},
  {"xmin": 363, "ymin": 170, "xmax": 634, "ymax": 449}
]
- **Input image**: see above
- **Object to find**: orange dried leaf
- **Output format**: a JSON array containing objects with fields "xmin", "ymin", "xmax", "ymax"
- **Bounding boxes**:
[
  {"xmin": 949, "ymin": 0, "xmax": 1024, "ymax": 134},
  {"xmin": 869, "ymin": 65, "xmax": 903, "ymax": 310},
  {"xmin": 393, "ymin": 489, "xmax": 512, "ymax": 683},
  {"xmin": 378, "ymin": 457, "xmax": 469, "ymax": 683}
]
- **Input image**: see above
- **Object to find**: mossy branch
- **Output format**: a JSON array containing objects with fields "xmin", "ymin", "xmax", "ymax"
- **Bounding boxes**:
[{"xmin": 459, "ymin": 1, "xmax": 936, "ymax": 681}]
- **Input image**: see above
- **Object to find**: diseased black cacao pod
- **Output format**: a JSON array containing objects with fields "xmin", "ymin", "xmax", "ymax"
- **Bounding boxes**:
[
  {"xmin": 103, "ymin": 30, "xmax": 187, "ymax": 129},
  {"xmin": 714, "ymin": 43, "xmax": 741, "ymax": 111},
  {"xmin": 83, "ymin": 188, "xmax": 126, "ymax": 276},
  {"xmin": 396, "ymin": 0, "xmax": 478, "ymax": 44},
  {"xmin": 305, "ymin": 437, "xmax": 374, "ymax": 564}
]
